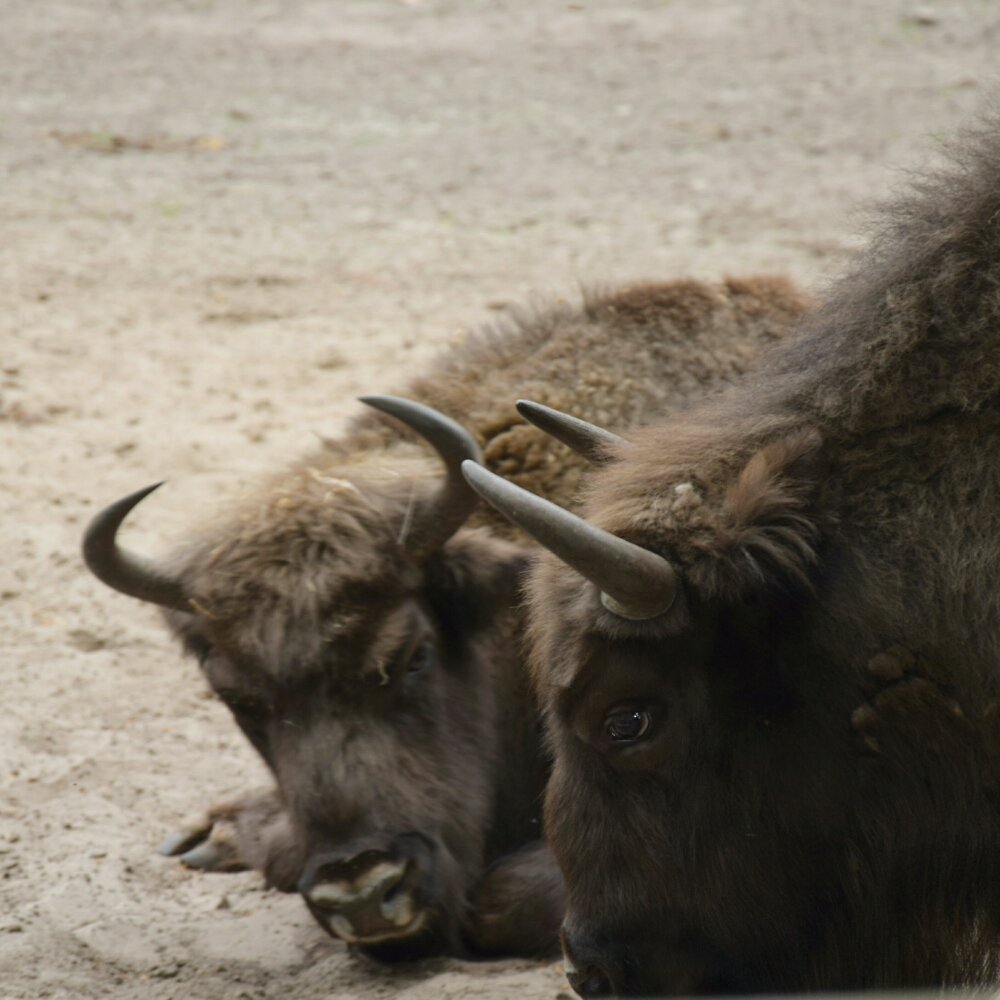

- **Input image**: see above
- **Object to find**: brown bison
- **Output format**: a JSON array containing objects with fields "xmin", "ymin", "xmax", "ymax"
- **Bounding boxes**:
[
  {"xmin": 463, "ymin": 120, "xmax": 1000, "ymax": 993},
  {"xmin": 82, "ymin": 276, "xmax": 806, "ymax": 960}
]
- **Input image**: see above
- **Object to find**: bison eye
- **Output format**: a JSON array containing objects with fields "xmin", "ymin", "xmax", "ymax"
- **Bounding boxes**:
[
  {"xmin": 605, "ymin": 707, "xmax": 651, "ymax": 743},
  {"xmin": 406, "ymin": 642, "xmax": 435, "ymax": 675}
]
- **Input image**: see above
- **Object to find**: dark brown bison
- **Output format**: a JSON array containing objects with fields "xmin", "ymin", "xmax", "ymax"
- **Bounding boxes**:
[
  {"xmin": 82, "ymin": 276, "xmax": 806, "ymax": 960},
  {"xmin": 463, "ymin": 120, "xmax": 1000, "ymax": 993}
]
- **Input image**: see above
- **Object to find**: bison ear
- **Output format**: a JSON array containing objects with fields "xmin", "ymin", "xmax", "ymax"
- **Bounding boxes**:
[
  {"xmin": 422, "ymin": 530, "xmax": 529, "ymax": 640},
  {"xmin": 694, "ymin": 428, "xmax": 827, "ymax": 600}
]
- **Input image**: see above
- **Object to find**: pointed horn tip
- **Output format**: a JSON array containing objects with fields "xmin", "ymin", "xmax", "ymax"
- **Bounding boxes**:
[
  {"xmin": 82, "ymin": 481, "xmax": 168, "ymax": 551},
  {"xmin": 513, "ymin": 399, "xmax": 630, "ymax": 460},
  {"xmin": 134, "ymin": 480, "xmax": 167, "ymax": 501},
  {"xmin": 358, "ymin": 394, "xmax": 408, "ymax": 421},
  {"xmin": 81, "ymin": 481, "xmax": 190, "ymax": 613},
  {"xmin": 357, "ymin": 393, "xmax": 426, "ymax": 414},
  {"xmin": 515, "ymin": 399, "xmax": 563, "ymax": 424},
  {"xmin": 124, "ymin": 480, "xmax": 168, "ymax": 499},
  {"xmin": 357, "ymin": 393, "xmax": 416, "ymax": 419}
]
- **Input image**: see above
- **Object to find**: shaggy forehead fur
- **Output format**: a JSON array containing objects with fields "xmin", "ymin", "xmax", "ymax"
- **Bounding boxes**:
[{"xmin": 168, "ymin": 462, "xmax": 426, "ymax": 677}]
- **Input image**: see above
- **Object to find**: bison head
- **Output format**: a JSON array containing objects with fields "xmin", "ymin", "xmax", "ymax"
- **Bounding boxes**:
[
  {"xmin": 463, "ymin": 403, "xmax": 999, "ymax": 995},
  {"xmin": 83, "ymin": 398, "xmax": 543, "ymax": 959}
]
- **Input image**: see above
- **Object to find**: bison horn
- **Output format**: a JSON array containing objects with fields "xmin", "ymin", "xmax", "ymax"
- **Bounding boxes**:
[
  {"xmin": 460, "ymin": 461, "xmax": 677, "ymax": 620},
  {"xmin": 82, "ymin": 483, "xmax": 191, "ymax": 612},
  {"xmin": 360, "ymin": 395, "xmax": 484, "ymax": 560},
  {"xmin": 515, "ymin": 400, "xmax": 630, "ymax": 464}
]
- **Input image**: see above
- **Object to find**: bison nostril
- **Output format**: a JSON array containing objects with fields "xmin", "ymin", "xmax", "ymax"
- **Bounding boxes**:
[
  {"xmin": 561, "ymin": 927, "xmax": 616, "ymax": 998},
  {"xmin": 307, "ymin": 859, "xmax": 406, "ymax": 904},
  {"xmin": 312, "ymin": 848, "xmax": 395, "ymax": 886},
  {"xmin": 379, "ymin": 875, "xmax": 416, "ymax": 927},
  {"xmin": 566, "ymin": 964, "xmax": 614, "ymax": 998}
]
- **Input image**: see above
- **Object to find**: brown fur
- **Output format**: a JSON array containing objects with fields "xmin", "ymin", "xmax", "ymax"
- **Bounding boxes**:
[
  {"xmin": 340, "ymin": 274, "xmax": 808, "ymax": 531},
  {"xmin": 525, "ymin": 117, "xmax": 1000, "ymax": 993},
  {"xmin": 154, "ymin": 275, "xmax": 807, "ymax": 960}
]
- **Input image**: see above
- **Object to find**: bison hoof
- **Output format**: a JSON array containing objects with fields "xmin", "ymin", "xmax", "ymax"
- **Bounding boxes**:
[
  {"xmin": 180, "ymin": 836, "xmax": 248, "ymax": 874},
  {"xmin": 156, "ymin": 814, "xmax": 249, "ymax": 874},
  {"xmin": 155, "ymin": 817, "xmax": 212, "ymax": 857}
]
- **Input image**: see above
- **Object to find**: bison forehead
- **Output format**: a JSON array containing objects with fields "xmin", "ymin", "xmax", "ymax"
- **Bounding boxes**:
[
  {"xmin": 525, "ymin": 550, "xmax": 696, "ymax": 703},
  {"xmin": 191, "ymin": 568, "xmax": 422, "ymax": 681},
  {"xmin": 178, "ymin": 594, "xmax": 421, "ymax": 699},
  {"xmin": 165, "ymin": 480, "xmax": 430, "ymax": 682},
  {"xmin": 171, "ymin": 464, "xmax": 431, "ymax": 617}
]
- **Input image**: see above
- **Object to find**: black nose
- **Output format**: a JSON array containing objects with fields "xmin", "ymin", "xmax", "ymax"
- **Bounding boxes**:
[
  {"xmin": 298, "ymin": 833, "xmax": 437, "ymax": 946},
  {"xmin": 299, "ymin": 846, "xmax": 420, "ymax": 943},
  {"xmin": 567, "ymin": 964, "xmax": 614, "ymax": 998},
  {"xmin": 562, "ymin": 926, "xmax": 617, "ymax": 998}
]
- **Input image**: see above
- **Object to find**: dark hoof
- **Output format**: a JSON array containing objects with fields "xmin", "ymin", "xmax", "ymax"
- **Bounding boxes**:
[
  {"xmin": 179, "ymin": 825, "xmax": 249, "ymax": 873},
  {"xmin": 156, "ymin": 824, "xmax": 210, "ymax": 857}
]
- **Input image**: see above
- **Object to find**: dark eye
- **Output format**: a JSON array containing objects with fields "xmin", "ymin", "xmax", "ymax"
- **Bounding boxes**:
[
  {"xmin": 407, "ymin": 642, "xmax": 435, "ymax": 675},
  {"xmin": 605, "ymin": 707, "xmax": 651, "ymax": 743}
]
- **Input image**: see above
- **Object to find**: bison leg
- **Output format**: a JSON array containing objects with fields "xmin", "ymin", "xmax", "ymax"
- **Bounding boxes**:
[
  {"xmin": 466, "ymin": 839, "xmax": 566, "ymax": 958},
  {"xmin": 156, "ymin": 788, "xmax": 301, "ymax": 891}
]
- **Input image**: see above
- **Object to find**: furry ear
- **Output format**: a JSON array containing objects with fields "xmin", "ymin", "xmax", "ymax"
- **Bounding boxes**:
[
  {"xmin": 693, "ymin": 428, "xmax": 826, "ymax": 600},
  {"xmin": 422, "ymin": 529, "xmax": 529, "ymax": 642}
]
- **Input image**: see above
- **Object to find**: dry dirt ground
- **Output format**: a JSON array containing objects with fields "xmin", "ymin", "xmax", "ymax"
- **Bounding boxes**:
[{"xmin": 1, "ymin": 1, "xmax": 998, "ymax": 998}]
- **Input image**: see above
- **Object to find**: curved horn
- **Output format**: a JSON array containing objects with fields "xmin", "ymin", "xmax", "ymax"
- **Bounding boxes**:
[
  {"xmin": 515, "ymin": 400, "xmax": 630, "ymax": 464},
  {"xmin": 82, "ymin": 483, "xmax": 191, "ymax": 612},
  {"xmin": 461, "ymin": 461, "xmax": 676, "ymax": 620},
  {"xmin": 360, "ymin": 395, "xmax": 484, "ymax": 560}
]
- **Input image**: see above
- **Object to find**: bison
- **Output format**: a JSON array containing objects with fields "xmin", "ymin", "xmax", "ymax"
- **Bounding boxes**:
[
  {"xmin": 82, "ymin": 276, "xmax": 807, "ymax": 960},
  {"xmin": 463, "ymin": 119, "xmax": 1000, "ymax": 993}
]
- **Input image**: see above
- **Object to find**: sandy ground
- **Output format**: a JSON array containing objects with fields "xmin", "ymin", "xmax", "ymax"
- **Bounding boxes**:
[{"xmin": 1, "ymin": 1, "xmax": 998, "ymax": 997}]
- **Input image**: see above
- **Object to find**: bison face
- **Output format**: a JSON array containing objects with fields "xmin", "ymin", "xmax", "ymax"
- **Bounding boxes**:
[
  {"xmin": 82, "ymin": 397, "xmax": 546, "ymax": 959},
  {"xmin": 474, "ymin": 413, "xmax": 1000, "ymax": 992},
  {"xmin": 533, "ymin": 576, "xmax": 861, "ymax": 997},
  {"xmin": 173, "ymin": 528, "xmax": 533, "ymax": 960},
  {"xmin": 464, "ymin": 424, "xmax": 884, "ymax": 994}
]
